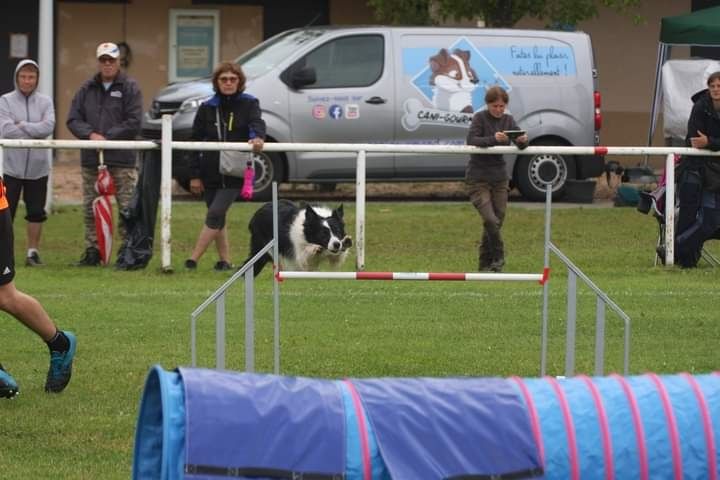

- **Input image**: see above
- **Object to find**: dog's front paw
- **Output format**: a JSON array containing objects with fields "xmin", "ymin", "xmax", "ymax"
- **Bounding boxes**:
[
  {"xmin": 341, "ymin": 236, "xmax": 352, "ymax": 250},
  {"xmin": 307, "ymin": 244, "xmax": 324, "ymax": 255}
]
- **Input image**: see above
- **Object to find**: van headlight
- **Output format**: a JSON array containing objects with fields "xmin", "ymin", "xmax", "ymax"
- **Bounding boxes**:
[{"xmin": 178, "ymin": 96, "xmax": 212, "ymax": 114}]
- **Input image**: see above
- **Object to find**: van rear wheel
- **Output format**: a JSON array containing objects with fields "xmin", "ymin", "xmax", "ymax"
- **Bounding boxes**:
[
  {"xmin": 515, "ymin": 139, "xmax": 575, "ymax": 201},
  {"xmin": 250, "ymin": 151, "xmax": 284, "ymax": 201}
]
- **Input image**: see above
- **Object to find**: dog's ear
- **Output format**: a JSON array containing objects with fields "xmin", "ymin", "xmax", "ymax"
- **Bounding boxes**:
[
  {"xmin": 333, "ymin": 204, "xmax": 344, "ymax": 220},
  {"xmin": 305, "ymin": 205, "xmax": 320, "ymax": 222}
]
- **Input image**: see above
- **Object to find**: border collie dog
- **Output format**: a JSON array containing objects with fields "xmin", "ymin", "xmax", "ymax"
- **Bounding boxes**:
[{"xmin": 242, "ymin": 200, "xmax": 352, "ymax": 276}]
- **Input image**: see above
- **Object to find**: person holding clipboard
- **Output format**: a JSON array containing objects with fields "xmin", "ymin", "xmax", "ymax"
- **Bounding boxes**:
[{"xmin": 465, "ymin": 86, "xmax": 528, "ymax": 272}]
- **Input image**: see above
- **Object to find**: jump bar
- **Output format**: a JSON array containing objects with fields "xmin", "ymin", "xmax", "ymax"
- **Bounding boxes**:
[{"xmin": 277, "ymin": 271, "xmax": 545, "ymax": 282}]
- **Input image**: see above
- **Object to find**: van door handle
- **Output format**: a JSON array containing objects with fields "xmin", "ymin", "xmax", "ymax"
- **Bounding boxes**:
[{"xmin": 365, "ymin": 96, "xmax": 386, "ymax": 105}]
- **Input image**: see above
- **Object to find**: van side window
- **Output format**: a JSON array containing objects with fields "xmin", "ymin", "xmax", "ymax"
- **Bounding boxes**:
[{"xmin": 296, "ymin": 35, "xmax": 384, "ymax": 88}]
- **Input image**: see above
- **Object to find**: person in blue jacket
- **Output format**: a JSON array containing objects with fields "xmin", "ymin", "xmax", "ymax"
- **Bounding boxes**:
[{"xmin": 184, "ymin": 62, "xmax": 266, "ymax": 271}]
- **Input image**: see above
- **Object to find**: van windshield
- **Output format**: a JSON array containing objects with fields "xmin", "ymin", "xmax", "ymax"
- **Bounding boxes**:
[{"xmin": 235, "ymin": 29, "xmax": 326, "ymax": 79}]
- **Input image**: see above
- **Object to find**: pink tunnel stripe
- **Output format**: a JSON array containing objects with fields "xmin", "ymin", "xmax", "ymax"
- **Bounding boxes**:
[
  {"xmin": 343, "ymin": 380, "xmax": 372, "ymax": 480},
  {"xmin": 681, "ymin": 373, "xmax": 717, "ymax": 480},
  {"xmin": 578, "ymin": 376, "xmax": 614, "ymax": 480},
  {"xmin": 646, "ymin": 373, "xmax": 683, "ymax": 480},
  {"xmin": 611, "ymin": 374, "xmax": 649, "ymax": 480},
  {"xmin": 545, "ymin": 376, "xmax": 580, "ymax": 480},
  {"xmin": 509, "ymin": 376, "xmax": 545, "ymax": 467}
]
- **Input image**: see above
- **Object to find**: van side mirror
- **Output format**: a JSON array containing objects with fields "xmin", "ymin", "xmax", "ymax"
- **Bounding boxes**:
[{"xmin": 289, "ymin": 67, "xmax": 316, "ymax": 89}]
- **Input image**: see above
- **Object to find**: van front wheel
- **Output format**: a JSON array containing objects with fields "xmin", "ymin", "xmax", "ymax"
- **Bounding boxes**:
[
  {"xmin": 250, "ymin": 151, "xmax": 285, "ymax": 201},
  {"xmin": 515, "ymin": 142, "xmax": 575, "ymax": 201}
]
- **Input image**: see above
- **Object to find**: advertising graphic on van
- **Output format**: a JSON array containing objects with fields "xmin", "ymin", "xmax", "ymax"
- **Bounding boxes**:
[
  {"xmin": 404, "ymin": 38, "xmax": 510, "ymax": 114},
  {"xmin": 400, "ymin": 37, "xmax": 578, "ymax": 136}
]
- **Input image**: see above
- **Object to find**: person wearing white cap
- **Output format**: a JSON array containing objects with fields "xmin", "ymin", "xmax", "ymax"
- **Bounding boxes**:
[{"xmin": 66, "ymin": 42, "xmax": 143, "ymax": 267}]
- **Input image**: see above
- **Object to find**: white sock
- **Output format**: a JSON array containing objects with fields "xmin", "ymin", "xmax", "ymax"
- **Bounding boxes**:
[{"xmin": 27, "ymin": 248, "xmax": 38, "ymax": 257}]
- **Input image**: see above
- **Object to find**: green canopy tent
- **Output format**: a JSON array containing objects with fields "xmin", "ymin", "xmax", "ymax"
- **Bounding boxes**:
[{"xmin": 648, "ymin": 6, "xmax": 720, "ymax": 148}]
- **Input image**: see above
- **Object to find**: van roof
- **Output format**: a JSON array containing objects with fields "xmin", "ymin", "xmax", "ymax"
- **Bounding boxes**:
[{"xmin": 279, "ymin": 25, "xmax": 590, "ymax": 39}]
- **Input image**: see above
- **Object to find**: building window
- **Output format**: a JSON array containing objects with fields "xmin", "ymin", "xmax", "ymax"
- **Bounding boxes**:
[{"xmin": 169, "ymin": 9, "xmax": 220, "ymax": 82}]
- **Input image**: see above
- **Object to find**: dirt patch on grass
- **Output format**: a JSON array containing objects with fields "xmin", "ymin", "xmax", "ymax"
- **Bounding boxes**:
[{"xmin": 51, "ymin": 158, "xmax": 620, "ymax": 203}]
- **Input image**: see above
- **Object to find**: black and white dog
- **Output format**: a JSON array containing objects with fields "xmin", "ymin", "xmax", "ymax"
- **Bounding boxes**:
[{"xmin": 241, "ymin": 200, "xmax": 352, "ymax": 276}]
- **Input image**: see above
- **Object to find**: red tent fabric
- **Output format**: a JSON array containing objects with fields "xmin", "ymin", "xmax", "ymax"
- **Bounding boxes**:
[{"xmin": 93, "ymin": 152, "xmax": 115, "ymax": 265}]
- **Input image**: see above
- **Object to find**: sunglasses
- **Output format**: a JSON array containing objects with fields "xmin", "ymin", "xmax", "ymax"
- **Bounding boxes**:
[
  {"xmin": 98, "ymin": 57, "xmax": 117, "ymax": 64},
  {"xmin": 218, "ymin": 76, "xmax": 239, "ymax": 83}
]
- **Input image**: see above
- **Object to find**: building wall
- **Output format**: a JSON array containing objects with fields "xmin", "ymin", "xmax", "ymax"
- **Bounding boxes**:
[
  {"xmin": 56, "ymin": 0, "xmax": 263, "ymax": 157},
  {"xmin": 330, "ymin": 0, "xmax": 376, "ymax": 24}
]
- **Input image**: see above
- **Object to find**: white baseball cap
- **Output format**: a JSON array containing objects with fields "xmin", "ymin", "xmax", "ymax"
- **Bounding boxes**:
[{"xmin": 96, "ymin": 42, "xmax": 120, "ymax": 59}]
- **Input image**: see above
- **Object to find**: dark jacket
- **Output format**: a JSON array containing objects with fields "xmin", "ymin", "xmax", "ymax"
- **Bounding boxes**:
[
  {"xmin": 466, "ymin": 110, "xmax": 524, "ymax": 182},
  {"xmin": 686, "ymin": 89, "xmax": 720, "ymax": 191},
  {"xmin": 66, "ymin": 71, "xmax": 142, "ymax": 168},
  {"xmin": 189, "ymin": 92, "xmax": 266, "ymax": 189}
]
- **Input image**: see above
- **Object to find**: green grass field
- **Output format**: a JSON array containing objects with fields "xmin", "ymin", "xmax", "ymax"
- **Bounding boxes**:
[{"xmin": 1, "ymin": 199, "xmax": 719, "ymax": 478}]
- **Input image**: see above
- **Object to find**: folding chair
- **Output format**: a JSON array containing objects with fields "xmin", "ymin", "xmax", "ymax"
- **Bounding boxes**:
[{"xmin": 640, "ymin": 187, "xmax": 720, "ymax": 267}]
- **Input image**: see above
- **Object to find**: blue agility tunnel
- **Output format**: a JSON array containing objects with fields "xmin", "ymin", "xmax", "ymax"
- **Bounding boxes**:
[{"xmin": 133, "ymin": 366, "xmax": 720, "ymax": 480}]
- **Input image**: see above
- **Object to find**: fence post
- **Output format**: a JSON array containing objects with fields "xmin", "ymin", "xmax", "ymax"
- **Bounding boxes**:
[
  {"xmin": 161, "ymin": 114, "xmax": 173, "ymax": 271},
  {"xmin": 355, "ymin": 150, "xmax": 366, "ymax": 271},
  {"xmin": 664, "ymin": 153, "xmax": 675, "ymax": 266}
]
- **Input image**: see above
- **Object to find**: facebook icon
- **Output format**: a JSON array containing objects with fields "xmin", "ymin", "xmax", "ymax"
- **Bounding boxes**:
[{"xmin": 329, "ymin": 104, "xmax": 343, "ymax": 119}]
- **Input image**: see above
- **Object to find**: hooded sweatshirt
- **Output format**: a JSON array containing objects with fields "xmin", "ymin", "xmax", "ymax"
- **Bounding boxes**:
[
  {"xmin": 686, "ymin": 88, "xmax": 720, "ymax": 191},
  {"xmin": 0, "ymin": 59, "xmax": 55, "ymax": 179}
]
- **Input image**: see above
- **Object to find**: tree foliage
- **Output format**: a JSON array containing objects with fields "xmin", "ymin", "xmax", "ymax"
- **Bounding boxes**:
[{"xmin": 367, "ymin": 0, "xmax": 643, "ymax": 28}]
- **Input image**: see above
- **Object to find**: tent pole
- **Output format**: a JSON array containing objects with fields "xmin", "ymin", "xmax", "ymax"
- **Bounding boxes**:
[{"xmin": 647, "ymin": 43, "xmax": 671, "ymax": 166}]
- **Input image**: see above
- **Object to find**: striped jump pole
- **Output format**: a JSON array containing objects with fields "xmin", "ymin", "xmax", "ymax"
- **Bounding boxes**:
[{"xmin": 277, "ymin": 270, "xmax": 549, "ymax": 283}]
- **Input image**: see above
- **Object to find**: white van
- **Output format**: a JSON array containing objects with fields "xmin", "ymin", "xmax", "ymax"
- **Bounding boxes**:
[{"xmin": 142, "ymin": 26, "xmax": 603, "ymax": 201}]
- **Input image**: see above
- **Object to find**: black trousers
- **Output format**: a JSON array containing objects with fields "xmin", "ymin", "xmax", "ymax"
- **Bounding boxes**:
[{"xmin": 3, "ymin": 175, "xmax": 48, "ymax": 223}]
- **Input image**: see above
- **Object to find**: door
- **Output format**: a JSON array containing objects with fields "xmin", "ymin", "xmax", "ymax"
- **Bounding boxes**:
[
  {"xmin": 0, "ymin": 1, "xmax": 38, "ymax": 95},
  {"xmin": 285, "ymin": 32, "xmax": 395, "ymax": 180}
]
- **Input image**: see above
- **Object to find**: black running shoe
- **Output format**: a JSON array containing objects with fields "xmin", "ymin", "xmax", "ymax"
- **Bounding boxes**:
[
  {"xmin": 25, "ymin": 251, "xmax": 43, "ymax": 267},
  {"xmin": 214, "ymin": 260, "xmax": 233, "ymax": 271}
]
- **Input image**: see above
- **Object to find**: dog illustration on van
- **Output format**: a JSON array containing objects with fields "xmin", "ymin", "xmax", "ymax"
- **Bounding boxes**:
[{"xmin": 429, "ymin": 48, "xmax": 480, "ymax": 113}]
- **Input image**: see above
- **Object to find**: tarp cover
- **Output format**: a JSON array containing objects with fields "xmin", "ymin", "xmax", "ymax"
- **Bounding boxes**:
[
  {"xmin": 179, "ymin": 368, "xmax": 345, "ymax": 479},
  {"xmin": 353, "ymin": 377, "xmax": 543, "ymax": 480},
  {"xmin": 660, "ymin": 6, "xmax": 720, "ymax": 46},
  {"xmin": 661, "ymin": 59, "xmax": 720, "ymax": 140}
]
